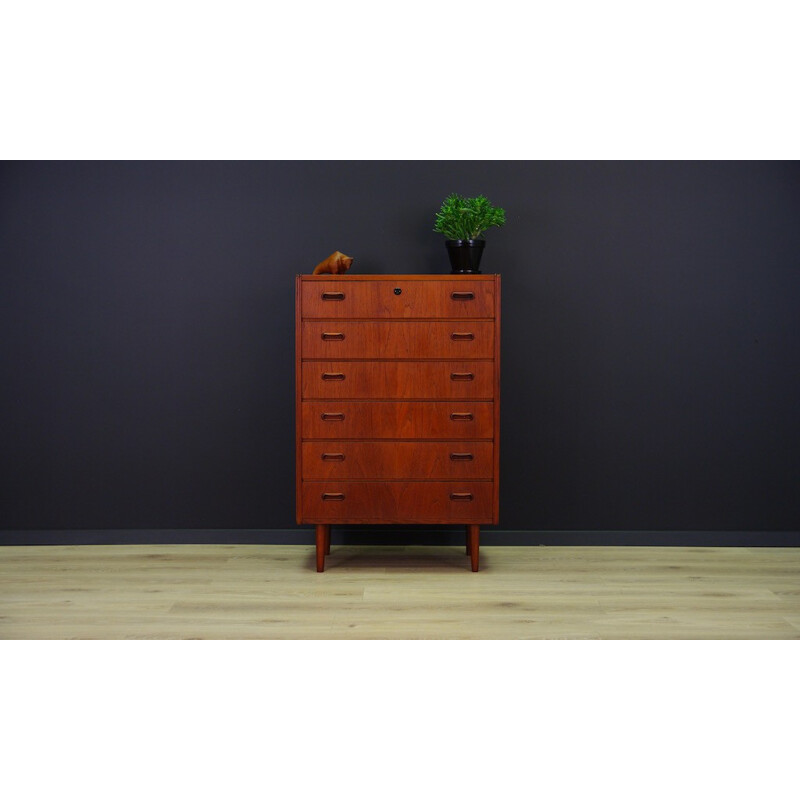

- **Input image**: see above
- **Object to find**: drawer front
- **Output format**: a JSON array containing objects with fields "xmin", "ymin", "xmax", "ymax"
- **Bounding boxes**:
[
  {"xmin": 302, "ymin": 320, "xmax": 494, "ymax": 359},
  {"xmin": 301, "ymin": 481, "xmax": 494, "ymax": 524},
  {"xmin": 302, "ymin": 401, "xmax": 493, "ymax": 439},
  {"xmin": 301, "ymin": 279, "xmax": 495, "ymax": 319},
  {"xmin": 302, "ymin": 361, "xmax": 494, "ymax": 399},
  {"xmin": 302, "ymin": 441, "xmax": 493, "ymax": 480}
]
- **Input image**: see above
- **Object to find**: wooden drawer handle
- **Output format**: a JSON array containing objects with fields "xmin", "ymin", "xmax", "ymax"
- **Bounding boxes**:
[
  {"xmin": 321, "ymin": 292, "xmax": 345, "ymax": 301},
  {"xmin": 321, "ymin": 332, "xmax": 345, "ymax": 341},
  {"xmin": 450, "ymin": 372, "xmax": 474, "ymax": 381},
  {"xmin": 450, "ymin": 412, "xmax": 474, "ymax": 421},
  {"xmin": 451, "ymin": 291, "xmax": 475, "ymax": 300},
  {"xmin": 450, "ymin": 492, "xmax": 474, "ymax": 501},
  {"xmin": 450, "ymin": 452, "xmax": 474, "ymax": 461},
  {"xmin": 322, "ymin": 372, "xmax": 345, "ymax": 381},
  {"xmin": 322, "ymin": 492, "xmax": 346, "ymax": 501},
  {"xmin": 321, "ymin": 453, "xmax": 345, "ymax": 461},
  {"xmin": 450, "ymin": 332, "xmax": 475, "ymax": 341},
  {"xmin": 320, "ymin": 412, "xmax": 345, "ymax": 421}
]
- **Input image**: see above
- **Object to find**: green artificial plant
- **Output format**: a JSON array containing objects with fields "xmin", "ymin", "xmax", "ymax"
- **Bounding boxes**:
[{"xmin": 433, "ymin": 193, "xmax": 506, "ymax": 241}]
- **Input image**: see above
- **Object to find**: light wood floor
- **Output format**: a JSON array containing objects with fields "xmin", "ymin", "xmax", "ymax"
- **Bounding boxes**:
[{"xmin": 1, "ymin": 544, "xmax": 799, "ymax": 639}]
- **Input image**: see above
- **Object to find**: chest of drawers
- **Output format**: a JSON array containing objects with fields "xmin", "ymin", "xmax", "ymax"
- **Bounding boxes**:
[{"xmin": 295, "ymin": 274, "xmax": 500, "ymax": 571}]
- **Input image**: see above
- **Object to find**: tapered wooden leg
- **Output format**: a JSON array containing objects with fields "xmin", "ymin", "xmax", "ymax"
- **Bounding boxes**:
[
  {"xmin": 316, "ymin": 525, "xmax": 329, "ymax": 572},
  {"xmin": 325, "ymin": 526, "xmax": 331, "ymax": 555},
  {"xmin": 468, "ymin": 524, "xmax": 480, "ymax": 572}
]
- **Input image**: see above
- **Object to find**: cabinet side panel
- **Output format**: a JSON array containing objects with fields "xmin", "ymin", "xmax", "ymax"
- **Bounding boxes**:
[
  {"xmin": 296, "ymin": 275, "xmax": 303, "ymax": 523},
  {"xmin": 494, "ymin": 274, "xmax": 501, "ymax": 524}
]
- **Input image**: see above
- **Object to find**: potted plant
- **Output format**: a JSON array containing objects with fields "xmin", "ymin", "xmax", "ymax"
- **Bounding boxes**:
[{"xmin": 433, "ymin": 193, "xmax": 506, "ymax": 273}]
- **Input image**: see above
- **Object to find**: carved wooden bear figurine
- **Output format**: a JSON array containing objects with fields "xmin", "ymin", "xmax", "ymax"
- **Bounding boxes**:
[{"xmin": 313, "ymin": 251, "xmax": 354, "ymax": 275}]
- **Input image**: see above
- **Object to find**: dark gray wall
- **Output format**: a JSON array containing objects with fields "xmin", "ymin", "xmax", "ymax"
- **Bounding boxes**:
[{"xmin": 1, "ymin": 161, "xmax": 799, "ymax": 543}]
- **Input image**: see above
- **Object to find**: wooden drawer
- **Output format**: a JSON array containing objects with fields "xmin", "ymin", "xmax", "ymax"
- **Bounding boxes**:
[
  {"xmin": 301, "ymin": 401, "xmax": 493, "ymax": 439},
  {"xmin": 301, "ymin": 361, "xmax": 494, "ymax": 399},
  {"xmin": 300, "ymin": 279, "xmax": 495, "ymax": 319},
  {"xmin": 302, "ymin": 320, "xmax": 494, "ymax": 359},
  {"xmin": 302, "ymin": 441, "xmax": 493, "ymax": 480},
  {"xmin": 300, "ymin": 481, "xmax": 494, "ymax": 524}
]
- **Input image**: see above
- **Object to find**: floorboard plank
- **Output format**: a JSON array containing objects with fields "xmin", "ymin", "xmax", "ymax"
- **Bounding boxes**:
[{"xmin": 1, "ymin": 544, "xmax": 799, "ymax": 639}]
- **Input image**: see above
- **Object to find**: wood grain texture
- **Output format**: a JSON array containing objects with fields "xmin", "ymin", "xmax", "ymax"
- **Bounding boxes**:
[
  {"xmin": 300, "ymin": 278, "xmax": 495, "ymax": 319},
  {"xmin": 2, "ymin": 545, "xmax": 798, "ymax": 639},
  {"xmin": 301, "ymin": 320, "xmax": 494, "ymax": 359},
  {"xmin": 295, "ymin": 275, "xmax": 303, "ymax": 523},
  {"xmin": 303, "ymin": 275, "xmax": 498, "ymax": 281},
  {"xmin": 301, "ymin": 361, "xmax": 494, "ymax": 399},
  {"xmin": 301, "ymin": 481, "xmax": 494, "ymax": 524},
  {"xmin": 302, "ymin": 441, "xmax": 493, "ymax": 480},
  {"xmin": 315, "ymin": 525, "xmax": 328, "ymax": 572},
  {"xmin": 301, "ymin": 401, "xmax": 493, "ymax": 439},
  {"xmin": 468, "ymin": 524, "xmax": 480, "ymax": 572},
  {"xmin": 296, "ymin": 274, "xmax": 500, "ymax": 560},
  {"xmin": 493, "ymin": 275, "xmax": 501, "ymax": 522}
]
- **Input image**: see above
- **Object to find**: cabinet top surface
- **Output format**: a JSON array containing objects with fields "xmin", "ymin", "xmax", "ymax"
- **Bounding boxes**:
[{"xmin": 298, "ymin": 274, "xmax": 499, "ymax": 281}]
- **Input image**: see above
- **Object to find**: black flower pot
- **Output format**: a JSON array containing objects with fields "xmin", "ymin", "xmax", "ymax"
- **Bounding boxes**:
[{"xmin": 445, "ymin": 239, "xmax": 485, "ymax": 273}]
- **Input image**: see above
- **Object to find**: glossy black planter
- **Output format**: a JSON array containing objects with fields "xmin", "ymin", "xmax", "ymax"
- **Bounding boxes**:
[{"xmin": 445, "ymin": 239, "xmax": 485, "ymax": 273}]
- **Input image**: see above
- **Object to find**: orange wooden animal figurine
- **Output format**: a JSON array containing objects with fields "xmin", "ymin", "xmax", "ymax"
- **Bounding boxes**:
[{"xmin": 313, "ymin": 251, "xmax": 354, "ymax": 275}]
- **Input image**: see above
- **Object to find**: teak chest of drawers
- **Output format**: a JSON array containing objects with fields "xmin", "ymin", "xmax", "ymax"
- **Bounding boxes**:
[{"xmin": 295, "ymin": 274, "xmax": 500, "ymax": 571}]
